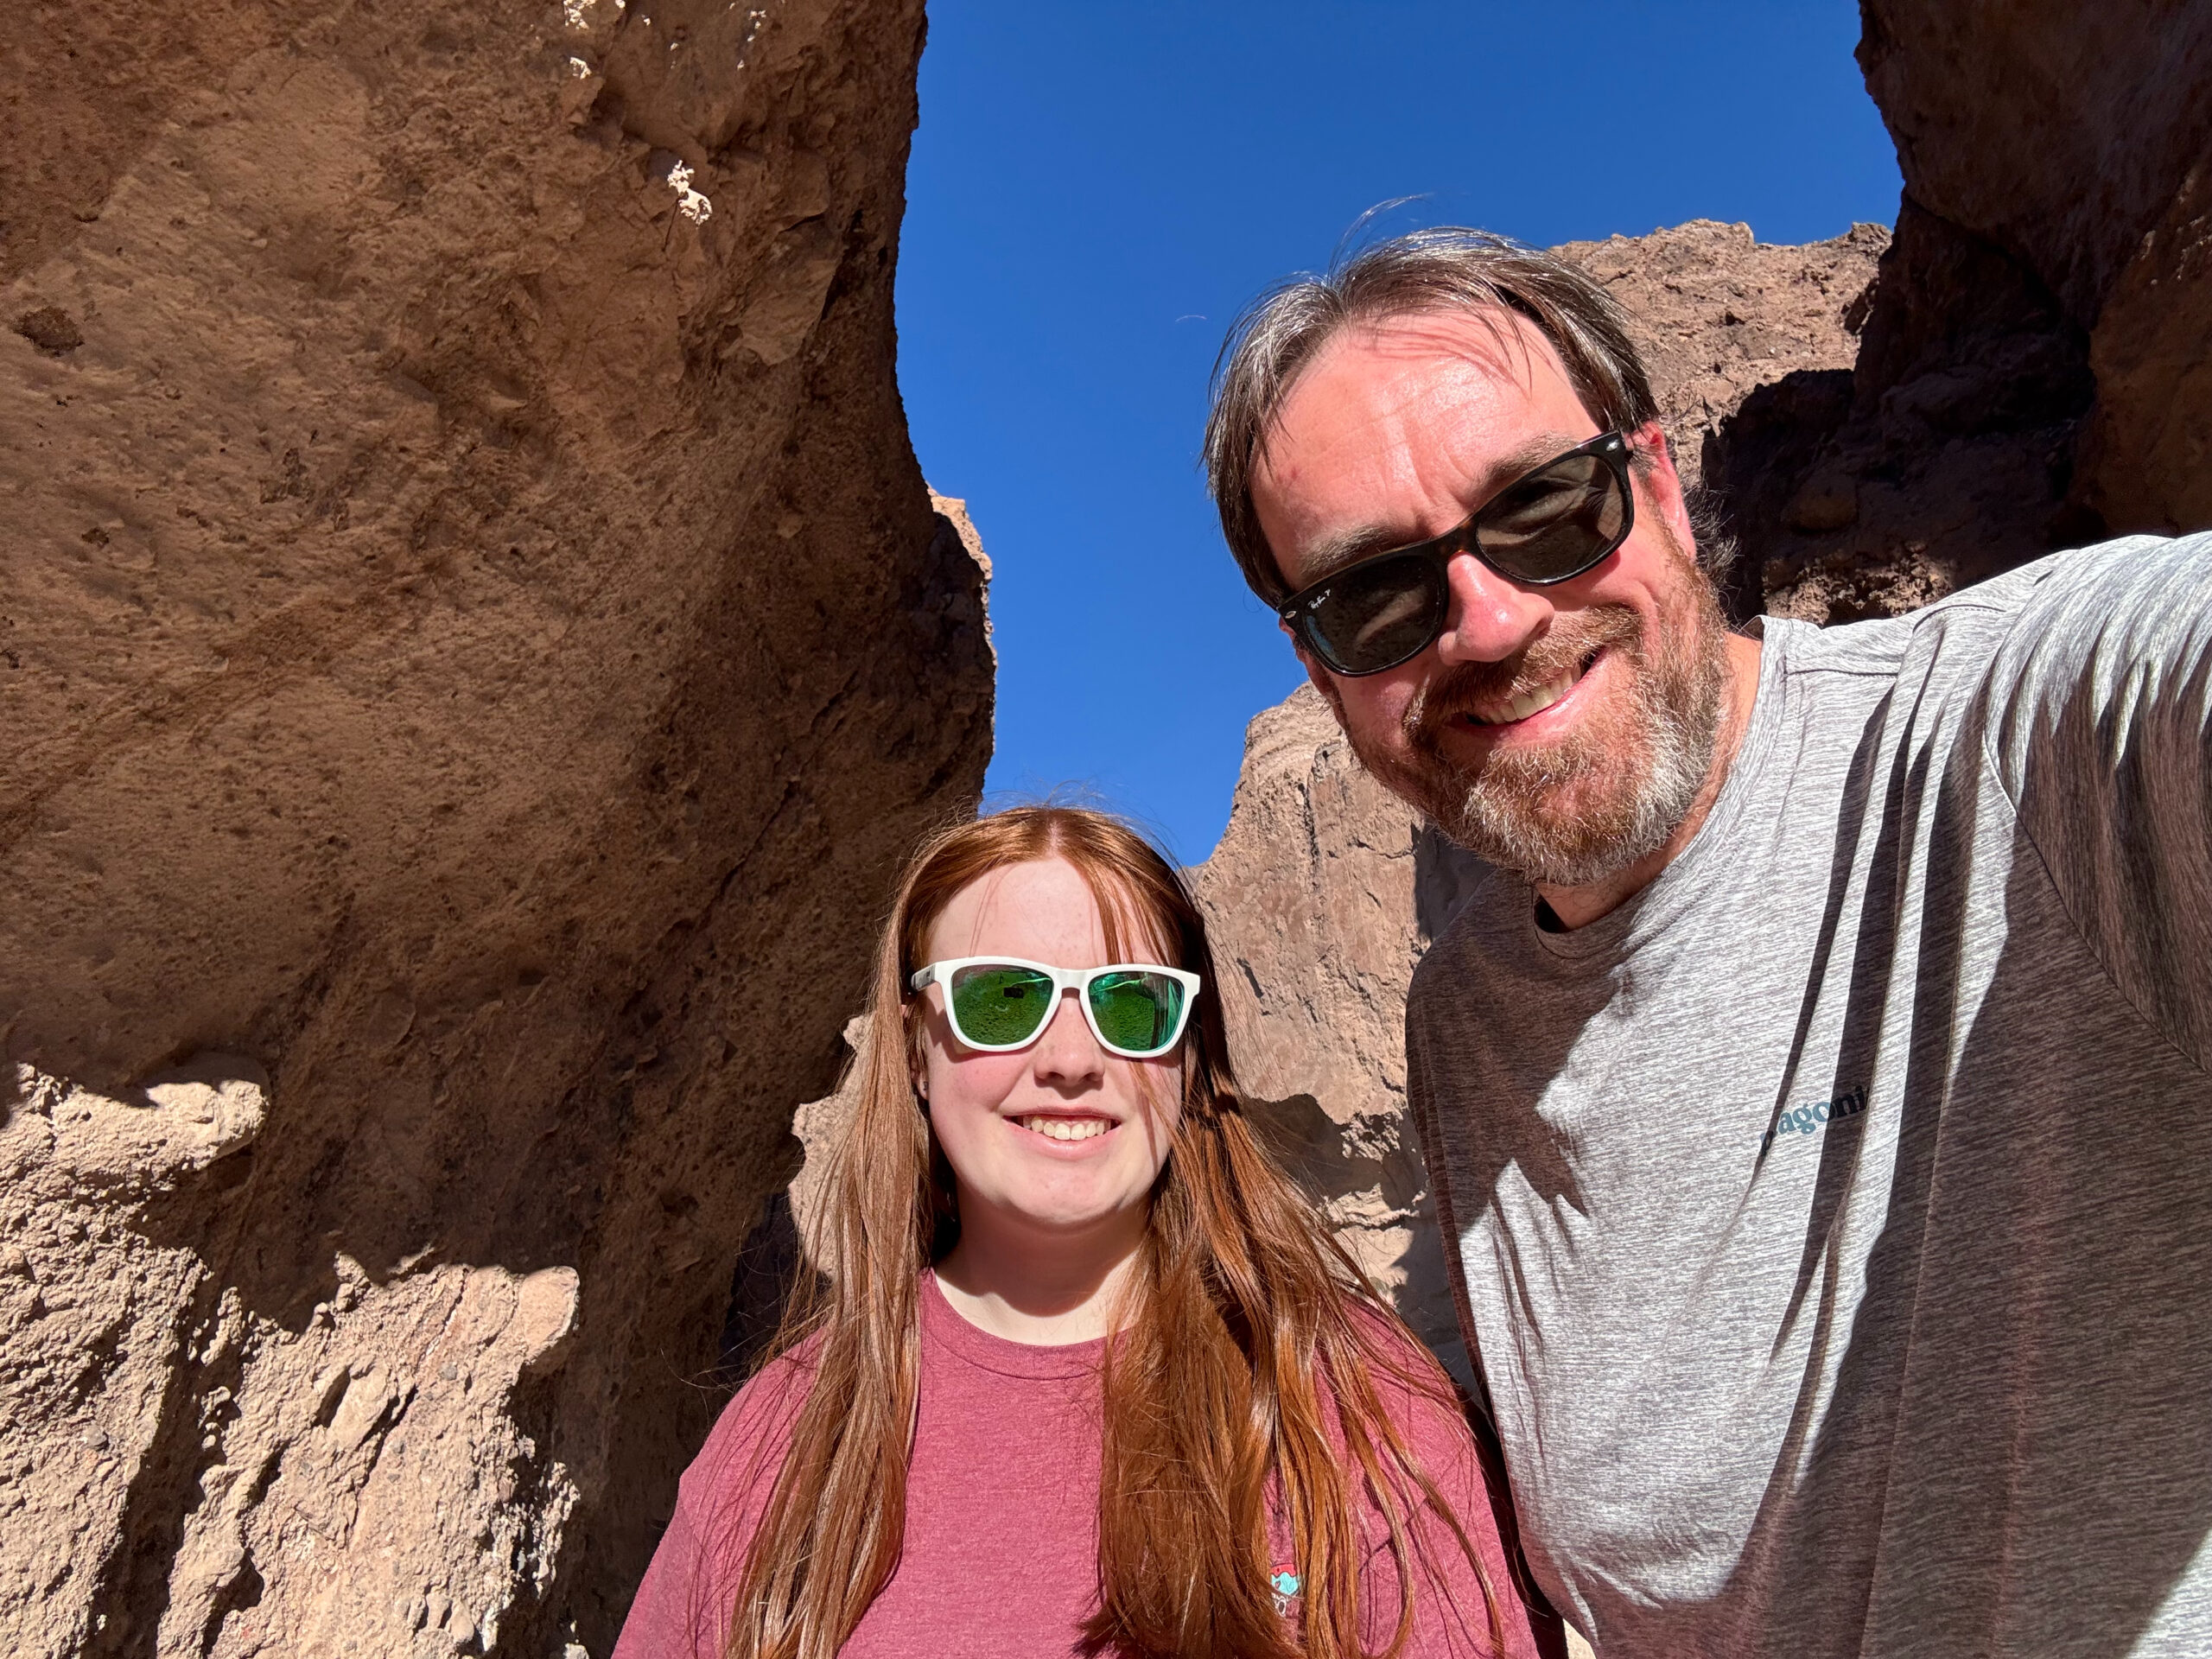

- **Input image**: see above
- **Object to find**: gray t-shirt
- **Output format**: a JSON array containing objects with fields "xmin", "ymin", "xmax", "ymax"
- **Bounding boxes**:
[{"xmin": 1407, "ymin": 535, "xmax": 2212, "ymax": 1658}]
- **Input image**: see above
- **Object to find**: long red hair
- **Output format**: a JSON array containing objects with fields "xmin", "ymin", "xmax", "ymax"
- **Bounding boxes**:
[{"xmin": 722, "ymin": 806, "xmax": 1501, "ymax": 1658}]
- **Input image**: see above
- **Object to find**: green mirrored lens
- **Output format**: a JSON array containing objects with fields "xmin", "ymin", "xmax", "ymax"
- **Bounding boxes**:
[
  {"xmin": 1089, "ymin": 970, "xmax": 1183, "ymax": 1054},
  {"xmin": 949, "ymin": 964, "xmax": 1055, "ymax": 1046}
]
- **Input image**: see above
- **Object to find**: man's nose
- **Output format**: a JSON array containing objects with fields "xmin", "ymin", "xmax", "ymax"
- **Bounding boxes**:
[{"xmin": 1433, "ymin": 550, "xmax": 1552, "ymax": 664}]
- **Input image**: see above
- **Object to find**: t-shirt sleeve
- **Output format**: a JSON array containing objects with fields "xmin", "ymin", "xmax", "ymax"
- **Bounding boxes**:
[
  {"xmin": 1983, "ymin": 532, "xmax": 2212, "ymax": 1069},
  {"xmin": 611, "ymin": 1351, "xmax": 815, "ymax": 1659},
  {"xmin": 1357, "ymin": 1329, "xmax": 1567, "ymax": 1659}
]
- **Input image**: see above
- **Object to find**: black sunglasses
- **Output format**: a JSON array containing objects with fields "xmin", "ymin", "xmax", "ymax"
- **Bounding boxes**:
[{"xmin": 1276, "ymin": 430, "xmax": 1635, "ymax": 677}]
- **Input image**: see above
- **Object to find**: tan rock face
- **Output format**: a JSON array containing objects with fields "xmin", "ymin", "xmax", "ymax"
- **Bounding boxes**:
[
  {"xmin": 1855, "ymin": 0, "xmax": 2212, "ymax": 331},
  {"xmin": 2076, "ymin": 161, "xmax": 2212, "ymax": 537},
  {"xmin": 1551, "ymin": 219, "xmax": 1889, "ymax": 617},
  {"xmin": 1553, "ymin": 219, "xmax": 1889, "ymax": 501},
  {"xmin": 0, "ymin": 2, "xmax": 989, "ymax": 1655}
]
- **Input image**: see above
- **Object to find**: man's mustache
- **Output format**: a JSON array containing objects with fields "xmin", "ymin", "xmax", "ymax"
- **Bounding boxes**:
[{"xmin": 1405, "ymin": 607, "xmax": 1644, "ymax": 750}]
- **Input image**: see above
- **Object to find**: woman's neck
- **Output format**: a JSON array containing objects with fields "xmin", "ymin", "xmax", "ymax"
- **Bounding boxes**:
[{"xmin": 933, "ymin": 1205, "xmax": 1146, "ymax": 1345}]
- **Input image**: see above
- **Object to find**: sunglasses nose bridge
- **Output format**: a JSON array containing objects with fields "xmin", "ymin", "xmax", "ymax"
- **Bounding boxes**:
[{"xmin": 1024, "ymin": 982, "xmax": 1110, "ymax": 1074}]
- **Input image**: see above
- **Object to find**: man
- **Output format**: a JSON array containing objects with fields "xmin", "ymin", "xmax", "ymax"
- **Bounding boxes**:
[{"xmin": 1205, "ymin": 229, "xmax": 2212, "ymax": 1658}]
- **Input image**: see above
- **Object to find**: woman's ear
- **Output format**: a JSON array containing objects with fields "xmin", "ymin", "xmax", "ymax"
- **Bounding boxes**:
[{"xmin": 904, "ymin": 1001, "xmax": 929, "ymax": 1103}]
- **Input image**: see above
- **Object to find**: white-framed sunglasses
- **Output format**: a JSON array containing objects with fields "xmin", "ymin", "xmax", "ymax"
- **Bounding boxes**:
[{"xmin": 908, "ymin": 957, "xmax": 1201, "ymax": 1059}]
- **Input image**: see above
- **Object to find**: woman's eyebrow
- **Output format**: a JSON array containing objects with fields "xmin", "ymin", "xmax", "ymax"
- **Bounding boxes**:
[{"xmin": 1288, "ymin": 431, "xmax": 1583, "ymax": 588}]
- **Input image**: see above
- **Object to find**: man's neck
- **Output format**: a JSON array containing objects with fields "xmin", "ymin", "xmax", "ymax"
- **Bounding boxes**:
[{"xmin": 1535, "ymin": 632, "xmax": 1764, "ymax": 930}]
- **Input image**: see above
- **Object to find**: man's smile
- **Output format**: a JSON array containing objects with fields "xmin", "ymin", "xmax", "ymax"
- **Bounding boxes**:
[{"xmin": 1454, "ymin": 646, "xmax": 1609, "ymax": 729}]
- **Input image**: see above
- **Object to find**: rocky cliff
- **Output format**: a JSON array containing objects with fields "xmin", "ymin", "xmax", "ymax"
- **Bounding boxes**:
[
  {"xmin": 1714, "ymin": 0, "xmax": 2212, "ymax": 622},
  {"xmin": 0, "ymin": 3, "xmax": 990, "ymax": 1656}
]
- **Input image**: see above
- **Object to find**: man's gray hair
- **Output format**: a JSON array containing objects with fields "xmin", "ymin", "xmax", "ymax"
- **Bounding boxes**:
[{"xmin": 1204, "ymin": 228, "xmax": 1663, "ymax": 605}]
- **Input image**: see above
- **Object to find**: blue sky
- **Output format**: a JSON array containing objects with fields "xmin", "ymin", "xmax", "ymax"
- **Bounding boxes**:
[{"xmin": 895, "ymin": 2, "xmax": 1904, "ymax": 864}]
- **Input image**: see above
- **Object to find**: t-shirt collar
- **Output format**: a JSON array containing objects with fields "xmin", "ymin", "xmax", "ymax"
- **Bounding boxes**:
[{"xmin": 921, "ymin": 1269, "xmax": 1109, "ymax": 1381}]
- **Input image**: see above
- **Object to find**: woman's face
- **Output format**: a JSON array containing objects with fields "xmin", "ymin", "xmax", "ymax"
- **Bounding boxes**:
[{"xmin": 913, "ymin": 855, "xmax": 1185, "ymax": 1243}]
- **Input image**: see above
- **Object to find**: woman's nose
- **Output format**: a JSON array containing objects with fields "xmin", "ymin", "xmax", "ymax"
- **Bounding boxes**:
[{"xmin": 1031, "ymin": 989, "xmax": 1104, "ymax": 1081}]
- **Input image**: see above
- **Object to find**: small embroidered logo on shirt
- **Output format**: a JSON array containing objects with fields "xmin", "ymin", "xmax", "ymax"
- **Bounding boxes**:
[
  {"xmin": 1269, "ymin": 1566, "xmax": 1302, "ymax": 1616},
  {"xmin": 1760, "ymin": 1084, "xmax": 1869, "ymax": 1152}
]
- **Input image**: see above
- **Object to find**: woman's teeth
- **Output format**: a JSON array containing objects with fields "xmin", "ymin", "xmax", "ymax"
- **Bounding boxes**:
[{"xmin": 1017, "ymin": 1116, "xmax": 1110, "ymax": 1142}]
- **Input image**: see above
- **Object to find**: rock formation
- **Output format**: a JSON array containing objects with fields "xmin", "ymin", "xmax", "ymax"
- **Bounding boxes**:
[
  {"xmin": 0, "ymin": 3, "xmax": 990, "ymax": 1656},
  {"xmin": 1551, "ymin": 219, "xmax": 1890, "ymax": 618},
  {"xmin": 1184, "ymin": 690, "xmax": 1478, "ymax": 1386},
  {"xmin": 1713, "ymin": 0, "xmax": 2212, "ymax": 623}
]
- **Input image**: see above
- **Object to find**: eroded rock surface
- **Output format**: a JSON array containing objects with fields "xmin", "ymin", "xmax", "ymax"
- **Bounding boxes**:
[
  {"xmin": 1552, "ymin": 219, "xmax": 1888, "ymax": 617},
  {"xmin": 1719, "ymin": 0, "xmax": 2212, "ymax": 620},
  {"xmin": 3, "ymin": 1059, "xmax": 584, "ymax": 1657},
  {"xmin": 1, "ymin": 2, "xmax": 989, "ymax": 1654}
]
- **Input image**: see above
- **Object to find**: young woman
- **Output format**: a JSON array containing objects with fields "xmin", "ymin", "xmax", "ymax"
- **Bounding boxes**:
[{"xmin": 614, "ymin": 806, "xmax": 1553, "ymax": 1659}]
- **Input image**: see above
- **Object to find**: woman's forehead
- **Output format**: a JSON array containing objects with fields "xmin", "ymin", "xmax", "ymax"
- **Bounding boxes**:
[{"xmin": 927, "ymin": 856, "xmax": 1173, "ymax": 963}]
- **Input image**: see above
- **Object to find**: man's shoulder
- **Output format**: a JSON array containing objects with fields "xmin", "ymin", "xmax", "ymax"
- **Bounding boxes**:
[
  {"xmin": 1753, "ymin": 539, "xmax": 2194, "ymax": 734},
  {"xmin": 1408, "ymin": 861, "xmax": 1526, "ymax": 1019},
  {"xmin": 1764, "ymin": 559, "xmax": 2030, "ymax": 681},
  {"xmin": 1783, "ymin": 537, "xmax": 2202, "ymax": 671}
]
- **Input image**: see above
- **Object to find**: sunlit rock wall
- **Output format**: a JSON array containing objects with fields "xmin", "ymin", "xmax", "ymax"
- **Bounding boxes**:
[{"xmin": 0, "ymin": 2, "xmax": 990, "ymax": 1654}]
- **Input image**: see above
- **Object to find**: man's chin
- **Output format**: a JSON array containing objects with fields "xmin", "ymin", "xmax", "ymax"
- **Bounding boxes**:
[
  {"xmin": 1349, "ymin": 707, "xmax": 1701, "ymax": 888},
  {"xmin": 1427, "ymin": 773, "xmax": 1671, "ymax": 889}
]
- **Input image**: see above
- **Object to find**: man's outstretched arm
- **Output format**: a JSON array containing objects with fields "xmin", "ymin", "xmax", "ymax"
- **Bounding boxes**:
[{"xmin": 1988, "ymin": 531, "xmax": 2212, "ymax": 1071}]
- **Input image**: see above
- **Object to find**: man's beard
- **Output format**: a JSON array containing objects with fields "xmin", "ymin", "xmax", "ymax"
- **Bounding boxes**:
[{"xmin": 1337, "ymin": 549, "xmax": 1732, "ymax": 889}]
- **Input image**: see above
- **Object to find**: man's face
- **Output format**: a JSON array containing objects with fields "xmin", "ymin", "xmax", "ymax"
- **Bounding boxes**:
[{"xmin": 1250, "ymin": 307, "xmax": 1730, "ymax": 888}]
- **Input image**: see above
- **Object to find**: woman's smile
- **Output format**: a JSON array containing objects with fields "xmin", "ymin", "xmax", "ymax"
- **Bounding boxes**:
[{"xmin": 1013, "ymin": 1112, "xmax": 1116, "ymax": 1145}]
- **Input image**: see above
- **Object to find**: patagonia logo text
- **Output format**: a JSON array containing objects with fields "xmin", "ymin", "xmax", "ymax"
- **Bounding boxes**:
[{"xmin": 1760, "ymin": 1084, "xmax": 1868, "ymax": 1152}]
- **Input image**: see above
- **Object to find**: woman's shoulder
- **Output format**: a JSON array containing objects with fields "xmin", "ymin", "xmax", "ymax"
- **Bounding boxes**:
[
  {"xmin": 613, "ymin": 1336, "xmax": 830, "ymax": 1659},
  {"xmin": 1324, "ymin": 1296, "xmax": 1508, "ymax": 1516},
  {"xmin": 1337, "ymin": 1300, "xmax": 1469, "ymax": 1421},
  {"xmin": 678, "ymin": 1331, "xmax": 826, "ymax": 1515},
  {"xmin": 1327, "ymin": 1300, "xmax": 1560, "ymax": 1656}
]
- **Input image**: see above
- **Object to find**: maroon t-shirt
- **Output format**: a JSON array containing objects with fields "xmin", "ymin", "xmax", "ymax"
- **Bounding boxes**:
[{"xmin": 613, "ymin": 1275, "xmax": 1553, "ymax": 1657}]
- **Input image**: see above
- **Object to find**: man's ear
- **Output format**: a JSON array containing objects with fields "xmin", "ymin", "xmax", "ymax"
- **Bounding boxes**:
[{"xmin": 1631, "ymin": 421, "xmax": 1694, "ymax": 548}]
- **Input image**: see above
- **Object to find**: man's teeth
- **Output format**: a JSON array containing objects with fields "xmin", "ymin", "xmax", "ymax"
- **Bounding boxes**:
[
  {"xmin": 1017, "ymin": 1116, "xmax": 1111, "ymax": 1142},
  {"xmin": 1478, "ymin": 667, "xmax": 1580, "ymax": 725}
]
